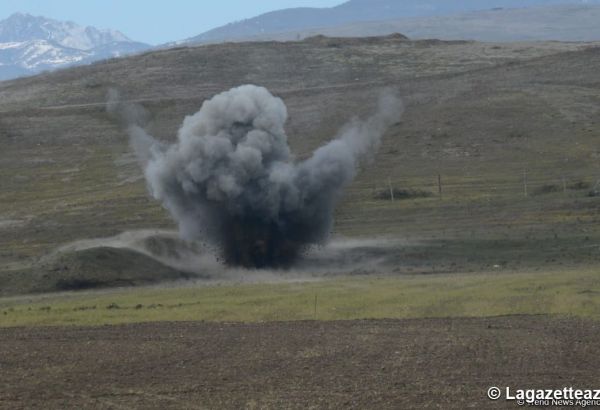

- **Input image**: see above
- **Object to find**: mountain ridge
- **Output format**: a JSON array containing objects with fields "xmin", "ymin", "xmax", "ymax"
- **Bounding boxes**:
[
  {"xmin": 0, "ymin": 12, "xmax": 150, "ymax": 81},
  {"xmin": 214, "ymin": 4, "xmax": 600, "ymax": 44},
  {"xmin": 183, "ymin": 0, "xmax": 600, "ymax": 44}
]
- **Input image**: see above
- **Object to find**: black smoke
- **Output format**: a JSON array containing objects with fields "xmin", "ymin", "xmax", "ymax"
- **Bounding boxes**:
[{"xmin": 109, "ymin": 85, "xmax": 402, "ymax": 268}]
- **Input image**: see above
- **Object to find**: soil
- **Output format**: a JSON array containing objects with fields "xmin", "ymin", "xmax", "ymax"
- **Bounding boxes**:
[{"xmin": 1, "ymin": 315, "xmax": 598, "ymax": 409}]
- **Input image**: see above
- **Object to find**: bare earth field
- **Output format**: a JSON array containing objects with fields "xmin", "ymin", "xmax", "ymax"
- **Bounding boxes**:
[{"xmin": 1, "ymin": 316, "xmax": 598, "ymax": 410}]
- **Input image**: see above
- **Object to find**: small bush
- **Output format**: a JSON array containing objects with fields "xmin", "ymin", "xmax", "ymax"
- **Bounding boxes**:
[
  {"xmin": 568, "ymin": 181, "xmax": 591, "ymax": 191},
  {"xmin": 56, "ymin": 278, "xmax": 103, "ymax": 290},
  {"xmin": 73, "ymin": 305, "xmax": 97, "ymax": 311},
  {"xmin": 83, "ymin": 78, "xmax": 102, "ymax": 89},
  {"xmin": 533, "ymin": 184, "xmax": 560, "ymax": 195}
]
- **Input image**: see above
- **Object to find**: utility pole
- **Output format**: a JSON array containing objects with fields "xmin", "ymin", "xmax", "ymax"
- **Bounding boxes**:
[
  {"xmin": 523, "ymin": 169, "xmax": 528, "ymax": 197},
  {"xmin": 438, "ymin": 174, "xmax": 443, "ymax": 198},
  {"xmin": 388, "ymin": 177, "xmax": 395, "ymax": 202}
]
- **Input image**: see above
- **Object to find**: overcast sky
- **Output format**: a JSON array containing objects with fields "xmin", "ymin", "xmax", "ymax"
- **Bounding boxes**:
[{"xmin": 0, "ymin": 0, "xmax": 345, "ymax": 45}]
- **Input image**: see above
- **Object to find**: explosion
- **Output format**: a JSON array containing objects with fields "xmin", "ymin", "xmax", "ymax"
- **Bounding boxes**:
[{"xmin": 109, "ymin": 85, "xmax": 402, "ymax": 268}]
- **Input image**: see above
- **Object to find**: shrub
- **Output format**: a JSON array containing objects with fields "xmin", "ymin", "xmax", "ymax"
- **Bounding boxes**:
[
  {"xmin": 568, "ymin": 181, "xmax": 591, "ymax": 190},
  {"xmin": 533, "ymin": 184, "xmax": 560, "ymax": 195}
]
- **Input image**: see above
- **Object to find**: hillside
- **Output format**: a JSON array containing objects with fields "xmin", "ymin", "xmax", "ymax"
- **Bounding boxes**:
[
  {"xmin": 1, "ymin": 36, "xmax": 600, "ymax": 294},
  {"xmin": 259, "ymin": 5, "xmax": 600, "ymax": 43},
  {"xmin": 184, "ymin": 0, "xmax": 600, "ymax": 44}
]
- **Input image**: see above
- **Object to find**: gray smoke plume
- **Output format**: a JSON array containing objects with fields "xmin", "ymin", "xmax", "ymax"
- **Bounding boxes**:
[{"xmin": 109, "ymin": 85, "xmax": 402, "ymax": 268}]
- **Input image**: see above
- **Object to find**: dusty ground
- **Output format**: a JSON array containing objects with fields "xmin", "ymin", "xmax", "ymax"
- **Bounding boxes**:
[{"xmin": 1, "ymin": 316, "xmax": 598, "ymax": 409}]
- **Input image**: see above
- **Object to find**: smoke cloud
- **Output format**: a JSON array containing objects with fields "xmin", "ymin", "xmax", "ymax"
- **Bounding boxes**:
[{"xmin": 109, "ymin": 85, "xmax": 402, "ymax": 268}]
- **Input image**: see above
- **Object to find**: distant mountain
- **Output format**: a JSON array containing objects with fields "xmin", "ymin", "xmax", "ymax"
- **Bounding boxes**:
[
  {"xmin": 183, "ymin": 0, "xmax": 600, "ymax": 44},
  {"xmin": 0, "ymin": 13, "xmax": 150, "ymax": 81},
  {"xmin": 236, "ymin": 4, "xmax": 600, "ymax": 43}
]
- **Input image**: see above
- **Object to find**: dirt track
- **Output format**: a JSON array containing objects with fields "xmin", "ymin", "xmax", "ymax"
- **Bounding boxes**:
[{"xmin": 1, "ymin": 316, "xmax": 599, "ymax": 409}]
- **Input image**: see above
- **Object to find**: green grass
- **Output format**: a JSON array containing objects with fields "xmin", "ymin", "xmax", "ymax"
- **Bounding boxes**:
[{"xmin": 1, "ymin": 267, "xmax": 599, "ymax": 327}]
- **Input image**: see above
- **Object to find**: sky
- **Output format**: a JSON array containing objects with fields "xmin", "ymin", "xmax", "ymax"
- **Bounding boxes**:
[{"xmin": 0, "ymin": 0, "xmax": 345, "ymax": 45}]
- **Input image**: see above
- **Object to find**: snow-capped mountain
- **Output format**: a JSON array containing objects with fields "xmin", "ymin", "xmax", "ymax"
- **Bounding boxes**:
[{"xmin": 0, "ymin": 13, "xmax": 150, "ymax": 81}]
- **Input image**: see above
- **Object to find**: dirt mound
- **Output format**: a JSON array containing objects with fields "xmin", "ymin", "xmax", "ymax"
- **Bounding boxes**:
[{"xmin": 37, "ymin": 246, "xmax": 206, "ymax": 292}]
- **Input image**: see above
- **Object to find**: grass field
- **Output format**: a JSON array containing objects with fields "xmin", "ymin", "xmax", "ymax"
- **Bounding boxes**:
[{"xmin": 1, "ymin": 267, "xmax": 599, "ymax": 327}]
